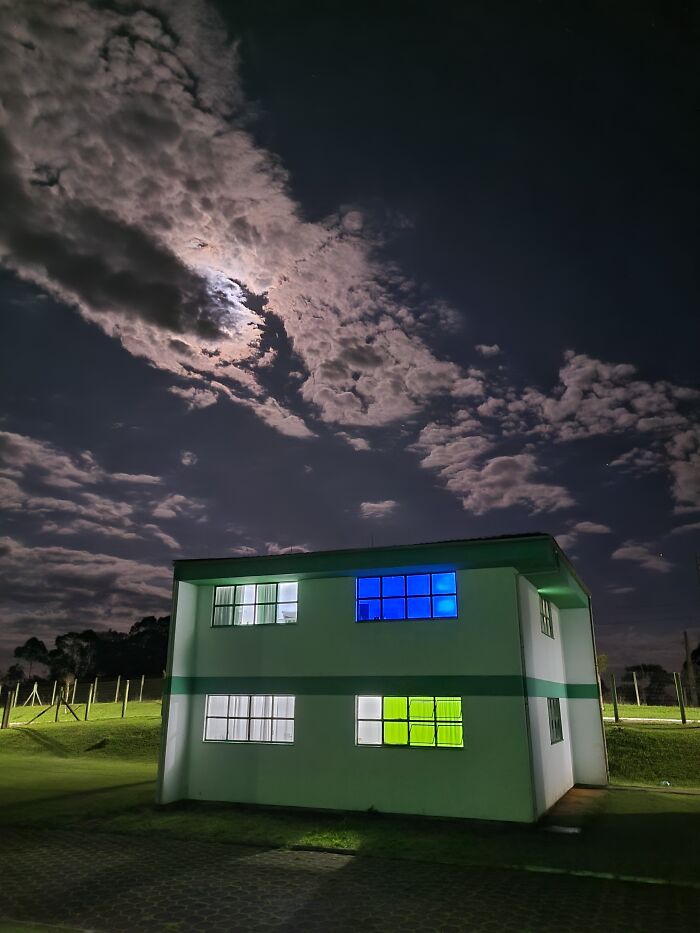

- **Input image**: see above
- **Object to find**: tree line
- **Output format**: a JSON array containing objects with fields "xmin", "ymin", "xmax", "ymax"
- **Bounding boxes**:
[{"xmin": 1, "ymin": 616, "xmax": 171, "ymax": 685}]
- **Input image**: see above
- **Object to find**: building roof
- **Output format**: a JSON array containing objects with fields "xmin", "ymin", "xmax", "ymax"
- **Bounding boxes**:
[{"xmin": 173, "ymin": 533, "xmax": 589, "ymax": 609}]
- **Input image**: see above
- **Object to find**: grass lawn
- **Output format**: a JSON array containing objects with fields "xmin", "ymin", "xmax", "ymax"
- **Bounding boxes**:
[
  {"xmin": 9, "ymin": 699, "xmax": 162, "ymax": 724},
  {"xmin": 2, "ymin": 714, "xmax": 700, "ymax": 887},
  {"xmin": 603, "ymin": 702, "xmax": 700, "ymax": 721}
]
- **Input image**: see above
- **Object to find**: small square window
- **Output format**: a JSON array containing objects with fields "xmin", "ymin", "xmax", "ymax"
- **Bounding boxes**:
[
  {"xmin": 357, "ymin": 577, "xmax": 381, "ymax": 598},
  {"xmin": 382, "ymin": 597, "xmax": 406, "ymax": 620},
  {"xmin": 357, "ymin": 599, "xmax": 381, "ymax": 621},
  {"xmin": 407, "ymin": 596, "xmax": 431, "ymax": 618},
  {"xmin": 382, "ymin": 575, "xmax": 406, "ymax": 597},
  {"xmin": 256, "ymin": 582, "xmax": 276, "ymax": 604},
  {"xmin": 204, "ymin": 718, "xmax": 228, "ymax": 741},
  {"xmin": 255, "ymin": 603, "xmax": 276, "ymax": 625},
  {"xmin": 234, "ymin": 604, "xmax": 255, "ymax": 626},
  {"xmin": 236, "ymin": 584, "xmax": 256, "ymax": 605},
  {"xmin": 276, "ymin": 602, "xmax": 297, "ymax": 624},
  {"xmin": 207, "ymin": 695, "xmax": 229, "ymax": 717},
  {"xmin": 410, "ymin": 722, "xmax": 436, "ymax": 746},
  {"xmin": 357, "ymin": 720, "xmax": 382, "ymax": 745},
  {"xmin": 213, "ymin": 606, "xmax": 233, "ymax": 627},
  {"xmin": 432, "ymin": 572, "xmax": 456, "ymax": 594},
  {"xmin": 432, "ymin": 595, "xmax": 457, "ymax": 618},
  {"xmin": 250, "ymin": 718, "xmax": 273, "ymax": 742},
  {"xmin": 277, "ymin": 581, "xmax": 298, "ymax": 603},
  {"xmin": 357, "ymin": 696, "xmax": 382, "ymax": 719},
  {"xmin": 250, "ymin": 695, "xmax": 273, "ymax": 717},
  {"xmin": 228, "ymin": 718, "xmax": 248, "ymax": 741},
  {"xmin": 215, "ymin": 585, "xmax": 236, "ymax": 604},
  {"xmin": 384, "ymin": 721, "xmax": 408, "ymax": 744},
  {"xmin": 406, "ymin": 574, "xmax": 431, "ymax": 596},
  {"xmin": 547, "ymin": 697, "xmax": 563, "ymax": 743}
]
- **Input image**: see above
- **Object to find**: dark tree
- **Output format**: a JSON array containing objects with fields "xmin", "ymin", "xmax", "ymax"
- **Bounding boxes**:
[
  {"xmin": 623, "ymin": 664, "xmax": 673, "ymax": 705},
  {"xmin": 14, "ymin": 637, "xmax": 49, "ymax": 677},
  {"xmin": 2, "ymin": 664, "xmax": 26, "ymax": 686}
]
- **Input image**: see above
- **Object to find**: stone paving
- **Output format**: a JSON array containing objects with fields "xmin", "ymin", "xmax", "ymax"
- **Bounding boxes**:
[{"xmin": 0, "ymin": 828, "xmax": 698, "ymax": 933}]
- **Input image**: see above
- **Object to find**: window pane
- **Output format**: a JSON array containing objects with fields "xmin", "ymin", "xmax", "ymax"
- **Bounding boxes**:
[
  {"xmin": 236, "ymin": 584, "xmax": 256, "ymax": 605},
  {"xmin": 383, "ymin": 696, "xmax": 407, "ymax": 720},
  {"xmin": 357, "ymin": 577, "xmax": 381, "ymax": 598},
  {"xmin": 249, "ymin": 718, "xmax": 272, "ymax": 742},
  {"xmin": 278, "ymin": 581, "xmax": 298, "ymax": 603},
  {"xmin": 357, "ymin": 696, "xmax": 382, "ymax": 719},
  {"xmin": 384, "ymin": 721, "xmax": 408, "ymax": 744},
  {"xmin": 357, "ymin": 599, "xmax": 381, "ymax": 621},
  {"xmin": 432, "ymin": 572, "xmax": 456, "ymax": 594},
  {"xmin": 234, "ymin": 604, "xmax": 255, "ymax": 626},
  {"xmin": 407, "ymin": 596, "xmax": 431, "ymax": 619},
  {"xmin": 213, "ymin": 606, "xmax": 233, "ymax": 627},
  {"xmin": 272, "ymin": 719, "xmax": 294, "ymax": 743},
  {"xmin": 256, "ymin": 583, "xmax": 277, "ymax": 604},
  {"xmin": 382, "ymin": 575, "xmax": 406, "ymax": 597},
  {"xmin": 250, "ymin": 695, "xmax": 273, "ymax": 717},
  {"xmin": 215, "ymin": 585, "xmax": 236, "ymax": 605},
  {"xmin": 436, "ymin": 697, "xmax": 461, "ymax": 720},
  {"xmin": 228, "ymin": 695, "xmax": 250, "ymax": 717},
  {"xmin": 357, "ymin": 720, "xmax": 382, "ymax": 745},
  {"xmin": 228, "ymin": 718, "xmax": 248, "ymax": 741},
  {"xmin": 207, "ymin": 695, "xmax": 229, "ymax": 717},
  {"xmin": 273, "ymin": 695, "xmax": 295, "ymax": 718},
  {"xmin": 410, "ymin": 722, "xmax": 436, "ymax": 746},
  {"xmin": 409, "ymin": 696, "xmax": 434, "ymax": 720},
  {"xmin": 437, "ymin": 724, "xmax": 463, "ymax": 747},
  {"xmin": 382, "ymin": 598, "xmax": 406, "ymax": 620},
  {"xmin": 255, "ymin": 603, "xmax": 276, "ymax": 625},
  {"xmin": 432, "ymin": 595, "xmax": 457, "ymax": 618},
  {"xmin": 406, "ymin": 574, "xmax": 430, "ymax": 596},
  {"xmin": 276, "ymin": 602, "xmax": 297, "ymax": 624},
  {"xmin": 204, "ymin": 718, "xmax": 228, "ymax": 741}
]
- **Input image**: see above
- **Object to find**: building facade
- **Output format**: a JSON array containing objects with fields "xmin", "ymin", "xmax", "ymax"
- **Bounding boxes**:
[{"xmin": 157, "ymin": 535, "xmax": 607, "ymax": 823}]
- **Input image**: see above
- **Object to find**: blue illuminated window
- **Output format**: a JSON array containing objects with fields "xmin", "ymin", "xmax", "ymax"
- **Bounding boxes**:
[{"xmin": 356, "ymin": 572, "xmax": 457, "ymax": 622}]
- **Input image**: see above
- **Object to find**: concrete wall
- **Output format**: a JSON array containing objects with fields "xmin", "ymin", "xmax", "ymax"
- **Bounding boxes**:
[
  {"xmin": 166, "ymin": 566, "xmax": 538, "ymax": 822},
  {"xmin": 561, "ymin": 606, "xmax": 608, "ymax": 786},
  {"xmin": 517, "ymin": 576, "xmax": 574, "ymax": 817}
]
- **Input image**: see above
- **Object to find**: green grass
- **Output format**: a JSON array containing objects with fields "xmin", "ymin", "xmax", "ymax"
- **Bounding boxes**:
[
  {"xmin": 9, "ymin": 699, "xmax": 162, "ymax": 724},
  {"xmin": 2, "ymin": 714, "xmax": 700, "ymax": 887},
  {"xmin": 603, "ymin": 702, "xmax": 700, "ymax": 720}
]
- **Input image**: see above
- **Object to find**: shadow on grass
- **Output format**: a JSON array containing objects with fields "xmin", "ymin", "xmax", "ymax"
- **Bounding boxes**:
[{"xmin": 8, "ymin": 727, "xmax": 74, "ymax": 758}]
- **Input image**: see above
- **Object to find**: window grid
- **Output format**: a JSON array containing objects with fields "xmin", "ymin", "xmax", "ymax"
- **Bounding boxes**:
[
  {"xmin": 203, "ymin": 694, "xmax": 295, "ymax": 743},
  {"xmin": 539, "ymin": 595, "xmax": 554, "ymax": 638},
  {"xmin": 356, "ymin": 696, "xmax": 463, "ymax": 748},
  {"xmin": 547, "ymin": 697, "xmax": 563, "ymax": 744},
  {"xmin": 212, "ymin": 582, "xmax": 298, "ymax": 627},
  {"xmin": 356, "ymin": 572, "xmax": 457, "ymax": 622}
]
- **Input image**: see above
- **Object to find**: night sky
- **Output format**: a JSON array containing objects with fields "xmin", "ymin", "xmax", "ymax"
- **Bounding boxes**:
[{"xmin": 1, "ymin": 0, "xmax": 698, "ymax": 674}]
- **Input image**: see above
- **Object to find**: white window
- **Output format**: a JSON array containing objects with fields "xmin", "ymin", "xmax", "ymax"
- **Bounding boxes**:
[
  {"xmin": 539, "ymin": 595, "xmax": 554, "ymax": 638},
  {"xmin": 203, "ymin": 694, "xmax": 295, "ymax": 743},
  {"xmin": 212, "ymin": 582, "xmax": 298, "ymax": 626},
  {"xmin": 355, "ymin": 696, "xmax": 463, "ymax": 747}
]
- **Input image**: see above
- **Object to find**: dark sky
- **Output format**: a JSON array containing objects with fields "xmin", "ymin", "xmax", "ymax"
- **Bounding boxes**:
[{"xmin": 0, "ymin": 0, "xmax": 698, "ymax": 674}]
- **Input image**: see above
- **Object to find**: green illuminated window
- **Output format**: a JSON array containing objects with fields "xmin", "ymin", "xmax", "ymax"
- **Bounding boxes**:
[
  {"xmin": 539, "ymin": 595, "xmax": 554, "ymax": 638},
  {"xmin": 203, "ymin": 694, "xmax": 295, "ymax": 743},
  {"xmin": 356, "ymin": 696, "xmax": 463, "ymax": 748},
  {"xmin": 212, "ymin": 582, "xmax": 298, "ymax": 626},
  {"xmin": 547, "ymin": 697, "xmax": 563, "ymax": 744}
]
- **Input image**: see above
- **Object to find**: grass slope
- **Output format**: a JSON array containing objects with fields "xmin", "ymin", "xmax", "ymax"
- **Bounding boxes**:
[
  {"xmin": 606, "ymin": 722, "xmax": 700, "ymax": 787},
  {"xmin": 603, "ymin": 702, "xmax": 700, "ymax": 721},
  {"xmin": 9, "ymin": 699, "xmax": 162, "ymax": 724}
]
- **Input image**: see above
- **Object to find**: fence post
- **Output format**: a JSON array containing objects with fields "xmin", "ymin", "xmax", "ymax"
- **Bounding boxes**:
[
  {"xmin": 674, "ymin": 672, "xmax": 687, "ymax": 724},
  {"xmin": 121, "ymin": 680, "xmax": 130, "ymax": 718},
  {"xmin": 50, "ymin": 680, "xmax": 57, "ymax": 705},
  {"xmin": 114, "ymin": 675, "xmax": 121, "ymax": 705},
  {"xmin": 93, "ymin": 677, "xmax": 98, "ymax": 704},
  {"xmin": 13, "ymin": 683, "xmax": 20, "ymax": 707},
  {"xmin": 632, "ymin": 671, "xmax": 640, "ymax": 706},
  {"xmin": 139, "ymin": 674, "xmax": 145, "ymax": 702},
  {"xmin": 84, "ymin": 684, "xmax": 93, "ymax": 721},
  {"xmin": 71, "ymin": 680, "xmax": 78, "ymax": 704},
  {"xmin": 1, "ymin": 691, "xmax": 12, "ymax": 729},
  {"xmin": 55, "ymin": 687, "xmax": 62, "ymax": 722},
  {"xmin": 611, "ymin": 673, "xmax": 620, "ymax": 723}
]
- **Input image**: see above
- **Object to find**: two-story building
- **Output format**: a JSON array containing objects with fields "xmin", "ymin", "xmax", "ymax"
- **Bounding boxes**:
[{"xmin": 157, "ymin": 534, "xmax": 607, "ymax": 823}]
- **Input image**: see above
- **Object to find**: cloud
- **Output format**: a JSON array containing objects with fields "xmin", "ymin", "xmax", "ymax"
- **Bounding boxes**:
[
  {"xmin": 168, "ymin": 385, "xmax": 219, "ymax": 410},
  {"xmin": 669, "ymin": 521, "xmax": 700, "ymax": 536},
  {"xmin": 475, "ymin": 344, "xmax": 501, "ymax": 357},
  {"xmin": 179, "ymin": 450, "xmax": 198, "ymax": 467},
  {"xmin": 611, "ymin": 542, "xmax": 673, "ymax": 574},
  {"xmin": 359, "ymin": 500, "xmax": 398, "ymax": 519},
  {"xmin": 609, "ymin": 586, "xmax": 635, "ymax": 595},
  {"xmin": 337, "ymin": 433, "xmax": 371, "ymax": 451},
  {"xmin": 571, "ymin": 521, "xmax": 611, "ymax": 535},
  {"xmin": 151, "ymin": 493, "xmax": 206, "ymax": 520}
]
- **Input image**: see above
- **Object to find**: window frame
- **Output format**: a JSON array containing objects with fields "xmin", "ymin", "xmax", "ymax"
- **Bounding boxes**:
[
  {"xmin": 539, "ymin": 595, "xmax": 554, "ymax": 638},
  {"xmin": 203, "ymin": 694, "xmax": 296, "ymax": 744},
  {"xmin": 355, "ymin": 695, "xmax": 464, "ymax": 748},
  {"xmin": 211, "ymin": 582, "xmax": 298, "ymax": 627},
  {"xmin": 355, "ymin": 572, "xmax": 458, "ymax": 623},
  {"xmin": 547, "ymin": 697, "xmax": 563, "ymax": 744}
]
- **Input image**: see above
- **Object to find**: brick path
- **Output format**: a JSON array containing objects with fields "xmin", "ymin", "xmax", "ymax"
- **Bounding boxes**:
[{"xmin": 0, "ymin": 828, "xmax": 698, "ymax": 932}]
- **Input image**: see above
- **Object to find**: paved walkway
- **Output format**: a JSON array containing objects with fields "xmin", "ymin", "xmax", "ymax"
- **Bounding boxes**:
[{"xmin": 1, "ymin": 829, "xmax": 698, "ymax": 932}]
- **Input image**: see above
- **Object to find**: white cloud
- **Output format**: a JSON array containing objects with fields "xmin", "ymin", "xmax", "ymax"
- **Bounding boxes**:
[
  {"xmin": 338, "ymin": 433, "xmax": 371, "ymax": 451},
  {"xmin": 475, "ymin": 344, "xmax": 501, "ymax": 357},
  {"xmin": 611, "ymin": 542, "xmax": 673, "ymax": 574},
  {"xmin": 572, "ymin": 521, "xmax": 611, "ymax": 535},
  {"xmin": 359, "ymin": 500, "xmax": 398, "ymax": 520},
  {"xmin": 669, "ymin": 521, "xmax": 700, "ymax": 536},
  {"xmin": 151, "ymin": 493, "xmax": 206, "ymax": 520},
  {"xmin": 180, "ymin": 450, "xmax": 198, "ymax": 467}
]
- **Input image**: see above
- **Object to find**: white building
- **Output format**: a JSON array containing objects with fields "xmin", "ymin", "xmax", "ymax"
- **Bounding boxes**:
[{"xmin": 158, "ymin": 534, "xmax": 607, "ymax": 823}]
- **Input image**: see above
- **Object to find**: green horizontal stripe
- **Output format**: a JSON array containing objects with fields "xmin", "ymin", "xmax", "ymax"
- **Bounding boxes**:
[{"xmin": 166, "ymin": 675, "xmax": 598, "ymax": 700}]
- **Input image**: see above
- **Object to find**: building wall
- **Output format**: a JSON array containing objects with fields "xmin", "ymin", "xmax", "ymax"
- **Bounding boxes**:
[
  {"xmin": 517, "ymin": 576, "xmax": 574, "ymax": 817},
  {"xmin": 164, "ymin": 566, "xmax": 538, "ymax": 822}
]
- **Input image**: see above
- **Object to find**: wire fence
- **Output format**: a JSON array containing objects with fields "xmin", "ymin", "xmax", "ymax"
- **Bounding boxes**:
[
  {"xmin": 0, "ymin": 676, "xmax": 164, "ymax": 727},
  {"xmin": 602, "ymin": 670, "xmax": 700, "ymax": 723}
]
